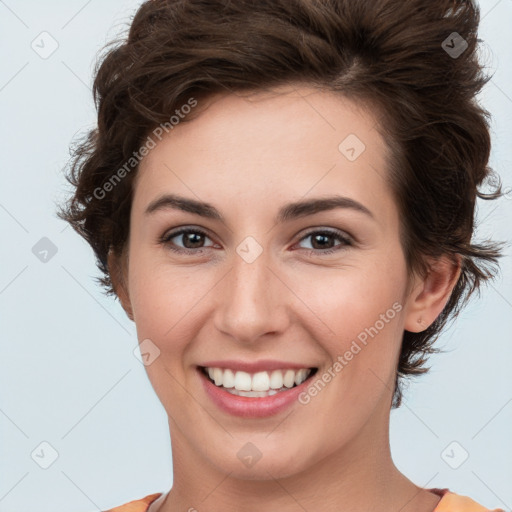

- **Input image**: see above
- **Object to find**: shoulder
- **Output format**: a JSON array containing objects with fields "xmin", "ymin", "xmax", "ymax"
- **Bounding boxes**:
[
  {"xmin": 100, "ymin": 489, "xmax": 506, "ymax": 512},
  {"xmin": 102, "ymin": 492, "xmax": 163, "ymax": 512},
  {"xmin": 433, "ymin": 489, "xmax": 505, "ymax": 512}
]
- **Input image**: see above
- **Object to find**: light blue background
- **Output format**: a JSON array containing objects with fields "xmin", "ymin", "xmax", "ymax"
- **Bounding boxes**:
[{"xmin": 0, "ymin": 1, "xmax": 511, "ymax": 511}]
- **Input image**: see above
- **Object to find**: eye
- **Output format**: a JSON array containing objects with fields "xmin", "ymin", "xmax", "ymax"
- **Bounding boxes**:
[
  {"xmin": 295, "ymin": 228, "xmax": 353, "ymax": 256},
  {"xmin": 159, "ymin": 226, "xmax": 353, "ymax": 257},
  {"xmin": 160, "ymin": 227, "xmax": 216, "ymax": 254}
]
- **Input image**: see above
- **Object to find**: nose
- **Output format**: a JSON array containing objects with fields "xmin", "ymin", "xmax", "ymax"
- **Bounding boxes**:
[{"xmin": 213, "ymin": 246, "xmax": 290, "ymax": 345}]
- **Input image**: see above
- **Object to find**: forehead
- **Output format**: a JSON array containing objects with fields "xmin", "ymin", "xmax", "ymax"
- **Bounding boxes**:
[{"xmin": 132, "ymin": 84, "xmax": 395, "ymax": 226}]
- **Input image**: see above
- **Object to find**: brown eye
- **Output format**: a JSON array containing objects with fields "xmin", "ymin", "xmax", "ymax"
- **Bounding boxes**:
[
  {"xmin": 296, "ymin": 229, "xmax": 353, "ymax": 255},
  {"xmin": 160, "ymin": 227, "xmax": 215, "ymax": 254}
]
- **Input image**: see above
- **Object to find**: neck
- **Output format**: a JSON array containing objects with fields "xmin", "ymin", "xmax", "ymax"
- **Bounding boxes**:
[{"xmin": 157, "ymin": 407, "xmax": 441, "ymax": 512}]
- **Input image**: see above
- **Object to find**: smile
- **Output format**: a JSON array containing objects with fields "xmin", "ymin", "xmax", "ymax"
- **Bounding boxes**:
[
  {"xmin": 202, "ymin": 366, "xmax": 315, "ymax": 397},
  {"xmin": 198, "ymin": 364, "xmax": 319, "ymax": 417}
]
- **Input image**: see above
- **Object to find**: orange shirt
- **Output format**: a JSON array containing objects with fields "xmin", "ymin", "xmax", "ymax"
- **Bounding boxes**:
[{"xmin": 103, "ymin": 488, "xmax": 506, "ymax": 512}]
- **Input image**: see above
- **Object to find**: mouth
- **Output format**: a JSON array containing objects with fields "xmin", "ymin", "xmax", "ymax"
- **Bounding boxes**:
[
  {"xmin": 198, "ymin": 365, "xmax": 319, "ymax": 398},
  {"xmin": 197, "ymin": 366, "xmax": 318, "ymax": 418}
]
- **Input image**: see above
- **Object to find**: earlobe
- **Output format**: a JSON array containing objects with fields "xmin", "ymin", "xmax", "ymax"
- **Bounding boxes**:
[
  {"xmin": 107, "ymin": 249, "xmax": 134, "ymax": 322},
  {"xmin": 404, "ymin": 255, "xmax": 461, "ymax": 333}
]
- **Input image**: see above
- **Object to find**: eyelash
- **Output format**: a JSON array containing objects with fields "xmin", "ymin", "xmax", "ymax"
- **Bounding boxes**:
[{"xmin": 159, "ymin": 227, "xmax": 353, "ymax": 257}]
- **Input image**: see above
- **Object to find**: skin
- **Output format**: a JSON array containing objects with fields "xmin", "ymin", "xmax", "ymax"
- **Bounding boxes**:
[{"xmin": 109, "ymin": 84, "xmax": 461, "ymax": 512}]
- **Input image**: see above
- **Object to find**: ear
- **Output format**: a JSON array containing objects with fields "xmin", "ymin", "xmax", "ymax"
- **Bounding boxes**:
[
  {"xmin": 404, "ymin": 254, "xmax": 462, "ymax": 332},
  {"xmin": 107, "ymin": 249, "xmax": 134, "ymax": 322}
]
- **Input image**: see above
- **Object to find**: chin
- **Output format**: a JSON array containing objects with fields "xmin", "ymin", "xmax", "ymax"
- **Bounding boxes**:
[{"xmin": 203, "ymin": 439, "xmax": 315, "ymax": 481}]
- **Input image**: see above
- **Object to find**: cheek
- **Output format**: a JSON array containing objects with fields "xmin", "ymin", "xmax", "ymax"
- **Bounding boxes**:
[
  {"xmin": 290, "ymin": 255, "xmax": 407, "ymax": 378},
  {"xmin": 128, "ymin": 236, "xmax": 407, "ymax": 359},
  {"xmin": 128, "ymin": 250, "xmax": 182, "ymax": 338},
  {"xmin": 127, "ymin": 258, "xmax": 204, "ymax": 403},
  {"xmin": 128, "ymin": 252, "xmax": 217, "ymax": 354}
]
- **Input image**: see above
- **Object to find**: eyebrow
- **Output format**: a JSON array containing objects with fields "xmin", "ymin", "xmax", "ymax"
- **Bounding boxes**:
[{"xmin": 144, "ymin": 193, "xmax": 374, "ymax": 223}]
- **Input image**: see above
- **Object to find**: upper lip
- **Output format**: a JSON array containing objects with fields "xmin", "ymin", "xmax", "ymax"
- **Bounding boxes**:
[{"xmin": 199, "ymin": 359, "xmax": 317, "ymax": 373}]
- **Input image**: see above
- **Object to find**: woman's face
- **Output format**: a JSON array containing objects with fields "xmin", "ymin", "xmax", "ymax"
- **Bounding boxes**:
[{"xmin": 116, "ymin": 85, "xmax": 423, "ymax": 479}]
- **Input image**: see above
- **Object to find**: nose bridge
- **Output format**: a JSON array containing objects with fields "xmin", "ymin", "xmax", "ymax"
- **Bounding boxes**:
[{"xmin": 214, "ymin": 241, "xmax": 287, "ymax": 342}]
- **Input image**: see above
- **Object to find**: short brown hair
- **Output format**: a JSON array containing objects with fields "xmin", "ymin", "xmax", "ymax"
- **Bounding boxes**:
[{"xmin": 57, "ymin": 0, "xmax": 505, "ymax": 408}]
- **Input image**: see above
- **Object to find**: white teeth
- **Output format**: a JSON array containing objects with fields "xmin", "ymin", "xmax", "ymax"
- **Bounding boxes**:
[
  {"xmin": 222, "ymin": 369, "xmax": 235, "ymax": 388},
  {"xmin": 269, "ymin": 370, "xmax": 283, "ymax": 389},
  {"xmin": 234, "ymin": 371, "xmax": 252, "ymax": 391},
  {"xmin": 213, "ymin": 368, "xmax": 223, "ymax": 386},
  {"xmin": 203, "ymin": 366, "xmax": 313, "ymax": 393},
  {"xmin": 251, "ymin": 371, "xmax": 270, "ymax": 391},
  {"xmin": 283, "ymin": 369, "xmax": 296, "ymax": 388},
  {"xmin": 227, "ymin": 389, "xmax": 276, "ymax": 397},
  {"xmin": 294, "ymin": 369, "xmax": 308, "ymax": 385}
]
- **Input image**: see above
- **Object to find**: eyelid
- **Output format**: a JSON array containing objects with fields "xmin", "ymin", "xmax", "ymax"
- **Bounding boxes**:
[
  {"xmin": 161, "ymin": 226, "xmax": 214, "ymax": 243},
  {"xmin": 292, "ymin": 227, "xmax": 354, "ymax": 255},
  {"xmin": 158, "ymin": 226, "xmax": 215, "ymax": 254},
  {"xmin": 160, "ymin": 225, "xmax": 354, "ymax": 257},
  {"xmin": 296, "ymin": 226, "xmax": 354, "ymax": 243}
]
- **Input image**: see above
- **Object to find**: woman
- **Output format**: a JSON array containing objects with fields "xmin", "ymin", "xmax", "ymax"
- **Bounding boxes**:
[{"xmin": 58, "ymin": 0, "xmax": 506, "ymax": 510}]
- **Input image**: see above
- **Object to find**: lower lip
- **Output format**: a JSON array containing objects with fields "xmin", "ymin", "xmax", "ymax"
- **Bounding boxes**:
[{"xmin": 198, "ymin": 368, "xmax": 316, "ymax": 418}]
